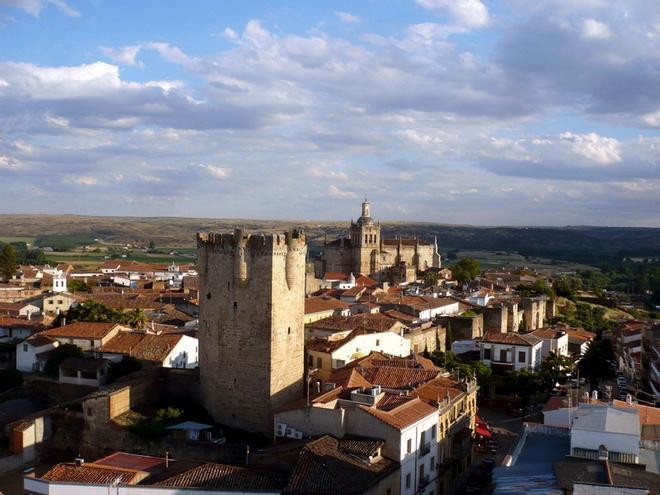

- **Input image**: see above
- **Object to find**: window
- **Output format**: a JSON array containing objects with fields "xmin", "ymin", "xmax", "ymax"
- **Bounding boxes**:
[
  {"xmin": 233, "ymin": 301, "xmax": 237, "ymax": 311},
  {"xmin": 419, "ymin": 464, "xmax": 425, "ymax": 480},
  {"xmin": 317, "ymin": 357, "xmax": 322, "ymax": 368},
  {"xmin": 499, "ymin": 349, "xmax": 507, "ymax": 362},
  {"xmin": 407, "ymin": 438, "xmax": 412, "ymax": 453},
  {"xmin": 518, "ymin": 351, "xmax": 526, "ymax": 363},
  {"xmin": 405, "ymin": 473, "xmax": 411, "ymax": 489},
  {"xmin": 376, "ymin": 339, "xmax": 380, "ymax": 346},
  {"xmin": 431, "ymin": 456, "xmax": 435, "ymax": 469},
  {"xmin": 288, "ymin": 326, "xmax": 291, "ymax": 335},
  {"xmin": 23, "ymin": 343, "xmax": 28, "ymax": 352},
  {"xmin": 432, "ymin": 425, "xmax": 436, "ymax": 439},
  {"xmin": 308, "ymin": 355, "xmax": 313, "ymax": 367},
  {"xmin": 483, "ymin": 348, "xmax": 491, "ymax": 360}
]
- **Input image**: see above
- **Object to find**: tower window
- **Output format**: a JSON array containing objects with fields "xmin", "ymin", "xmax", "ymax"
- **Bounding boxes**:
[
  {"xmin": 288, "ymin": 326, "xmax": 291, "ymax": 335},
  {"xmin": 206, "ymin": 292, "xmax": 211, "ymax": 299},
  {"xmin": 227, "ymin": 281, "xmax": 230, "ymax": 290},
  {"xmin": 233, "ymin": 301, "xmax": 237, "ymax": 311},
  {"xmin": 365, "ymin": 234, "xmax": 368, "ymax": 243}
]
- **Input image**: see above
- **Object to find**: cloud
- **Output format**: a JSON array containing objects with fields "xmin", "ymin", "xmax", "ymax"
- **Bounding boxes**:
[
  {"xmin": 415, "ymin": 0, "xmax": 489, "ymax": 28},
  {"xmin": 335, "ymin": 11, "xmax": 360, "ymax": 24},
  {"xmin": 70, "ymin": 176, "xmax": 97, "ymax": 185},
  {"xmin": 328, "ymin": 185, "xmax": 356, "ymax": 198},
  {"xmin": 0, "ymin": 0, "xmax": 79, "ymax": 17},
  {"xmin": 582, "ymin": 18, "xmax": 612, "ymax": 39}
]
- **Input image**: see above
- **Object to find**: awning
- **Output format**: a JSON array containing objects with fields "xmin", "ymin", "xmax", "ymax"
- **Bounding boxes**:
[{"xmin": 476, "ymin": 426, "xmax": 492, "ymax": 438}]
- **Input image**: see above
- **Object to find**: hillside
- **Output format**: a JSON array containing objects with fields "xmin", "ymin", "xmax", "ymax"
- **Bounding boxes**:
[{"xmin": 0, "ymin": 214, "xmax": 659, "ymax": 265}]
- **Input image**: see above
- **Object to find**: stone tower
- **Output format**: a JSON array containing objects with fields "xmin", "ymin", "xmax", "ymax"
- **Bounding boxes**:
[
  {"xmin": 350, "ymin": 198, "xmax": 380, "ymax": 275},
  {"xmin": 197, "ymin": 228, "xmax": 307, "ymax": 435}
]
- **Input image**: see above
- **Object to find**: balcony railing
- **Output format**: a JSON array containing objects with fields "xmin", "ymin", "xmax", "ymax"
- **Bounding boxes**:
[
  {"xmin": 418, "ymin": 442, "xmax": 431, "ymax": 457},
  {"xmin": 418, "ymin": 473, "xmax": 430, "ymax": 490}
]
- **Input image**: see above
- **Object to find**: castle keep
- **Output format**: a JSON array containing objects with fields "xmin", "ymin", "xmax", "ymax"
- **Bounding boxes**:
[
  {"xmin": 197, "ymin": 229, "xmax": 307, "ymax": 435},
  {"xmin": 319, "ymin": 199, "xmax": 441, "ymax": 283}
]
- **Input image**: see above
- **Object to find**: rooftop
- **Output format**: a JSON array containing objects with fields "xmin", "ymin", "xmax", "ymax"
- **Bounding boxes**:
[
  {"xmin": 43, "ymin": 321, "xmax": 120, "ymax": 339},
  {"xmin": 154, "ymin": 462, "xmax": 285, "ymax": 491},
  {"xmin": 40, "ymin": 462, "xmax": 148, "ymax": 485},
  {"xmin": 480, "ymin": 331, "xmax": 542, "ymax": 347},
  {"xmin": 572, "ymin": 405, "xmax": 640, "ymax": 436}
]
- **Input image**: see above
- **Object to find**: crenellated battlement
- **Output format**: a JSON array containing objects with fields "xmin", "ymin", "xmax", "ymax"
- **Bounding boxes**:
[{"xmin": 197, "ymin": 228, "xmax": 306, "ymax": 253}]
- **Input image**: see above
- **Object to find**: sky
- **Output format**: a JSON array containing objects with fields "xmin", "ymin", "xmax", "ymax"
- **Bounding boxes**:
[{"xmin": 0, "ymin": 0, "xmax": 659, "ymax": 226}]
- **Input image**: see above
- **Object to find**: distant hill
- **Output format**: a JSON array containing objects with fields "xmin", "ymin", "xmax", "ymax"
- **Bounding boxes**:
[{"xmin": 0, "ymin": 214, "xmax": 658, "ymax": 265}]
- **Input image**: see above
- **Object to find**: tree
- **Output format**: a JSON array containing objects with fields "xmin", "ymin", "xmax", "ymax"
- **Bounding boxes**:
[
  {"xmin": 44, "ymin": 344, "xmax": 83, "ymax": 377},
  {"xmin": 68, "ymin": 280, "xmax": 91, "ymax": 293},
  {"xmin": 148, "ymin": 240, "xmax": 156, "ymax": 252},
  {"xmin": 63, "ymin": 300, "xmax": 147, "ymax": 329},
  {"xmin": 578, "ymin": 335, "xmax": 616, "ymax": 390},
  {"xmin": 538, "ymin": 352, "xmax": 574, "ymax": 393},
  {"xmin": 452, "ymin": 258, "xmax": 481, "ymax": 284},
  {"xmin": 424, "ymin": 271, "xmax": 439, "ymax": 287},
  {"xmin": 511, "ymin": 369, "xmax": 539, "ymax": 417},
  {"xmin": 0, "ymin": 244, "xmax": 17, "ymax": 281},
  {"xmin": 445, "ymin": 321, "xmax": 453, "ymax": 352}
]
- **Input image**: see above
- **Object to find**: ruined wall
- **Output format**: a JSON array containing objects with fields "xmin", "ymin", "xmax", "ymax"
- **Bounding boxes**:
[
  {"xmin": 197, "ymin": 229, "xmax": 306, "ymax": 436},
  {"xmin": 483, "ymin": 306, "xmax": 508, "ymax": 333}
]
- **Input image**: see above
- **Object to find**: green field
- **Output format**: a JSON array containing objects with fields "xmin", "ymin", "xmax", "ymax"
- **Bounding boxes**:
[
  {"xmin": 451, "ymin": 250, "xmax": 598, "ymax": 273},
  {"xmin": 0, "ymin": 236, "xmax": 35, "ymax": 244}
]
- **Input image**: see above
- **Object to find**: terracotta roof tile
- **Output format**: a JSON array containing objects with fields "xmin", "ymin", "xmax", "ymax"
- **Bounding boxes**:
[
  {"xmin": 155, "ymin": 462, "xmax": 285, "ymax": 490},
  {"xmin": 480, "ymin": 331, "xmax": 542, "ymax": 346},
  {"xmin": 305, "ymin": 296, "xmax": 350, "ymax": 315},
  {"xmin": 99, "ymin": 332, "xmax": 185, "ymax": 363},
  {"xmin": 41, "ymin": 463, "xmax": 147, "ymax": 484},
  {"xmin": 359, "ymin": 397, "xmax": 437, "ymax": 430},
  {"xmin": 42, "ymin": 322, "xmax": 120, "ymax": 339}
]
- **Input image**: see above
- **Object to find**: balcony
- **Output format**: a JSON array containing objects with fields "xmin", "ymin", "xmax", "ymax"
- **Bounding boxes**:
[
  {"xmin": 418, "ymin": 442, "xmax": 431, "ymax": 457},
  {"xmin": 418, "ymin": 473, "xmax": 430, "ymax": 491}
]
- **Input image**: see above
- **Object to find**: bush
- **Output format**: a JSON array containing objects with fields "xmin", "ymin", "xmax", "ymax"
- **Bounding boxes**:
[{"xmin": 44, "ymin": 344, "xmax": 83, "ymax": 377}]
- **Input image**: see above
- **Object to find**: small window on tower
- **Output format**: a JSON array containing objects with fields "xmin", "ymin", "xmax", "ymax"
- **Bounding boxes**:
[
  {"xmin": 206, "ymin": 292, "xmax": 211, "ymax": 299},
  {"xmin": 288, "ymin": 327, "xmax": 291, "ymax": 335},
  {"xmin": 233, "ymin": 301, "xmax": 237, "ymax": 311},
  {"xmin": 227, "ymin": 281, "xmax": 230, "ymax": 290}
]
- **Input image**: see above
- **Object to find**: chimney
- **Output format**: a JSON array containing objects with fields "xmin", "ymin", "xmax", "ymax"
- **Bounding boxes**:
[
  {"xmin": 591, "ymin": 390, "xmax": 598, "ymax": 401},
  {"xmin": 626, "ymin": 393, "xmax": 633, "ymax": 405},
  {"xmin": 165, "ymin": 451, "xmax": 169, "ymax": 469},
  {"xmin": 74, "ymin": 457, "xmax": 84, "ymax": 467}
]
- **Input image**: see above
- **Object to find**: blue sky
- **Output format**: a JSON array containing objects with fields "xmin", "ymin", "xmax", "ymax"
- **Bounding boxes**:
[{"xmin": 0, "ymin": 0, "xmax": 659, "ymax": 226}]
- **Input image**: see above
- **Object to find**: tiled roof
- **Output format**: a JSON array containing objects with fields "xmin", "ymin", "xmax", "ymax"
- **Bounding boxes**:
[
  {"xmin": 305, "ymin": 296, "xmax": 350, "ymax": 315},
  {"xmin": 99, "ymin": 332, "xmax": 184, "ymax": 363},
  {"xmin": 93, "ymin": 452, "xmax": 166, "ymax": 473},
  {"xmin": 354, "ymin": 275, "xmax": 378, "ymax": 287},
  {"xmin": 0, "ymin": 316, "xmax": 43, "ymax": 329},
  {"xmin": 323, "ymin": 271, "xmax": 349, "ymax": 280},
  {"xmin": 26, "ymin": 333, "xmax": 56, "ymax": 348},
  {"xmin": 480, "ymin": 331, "xmax": 542, "ymax": 346},
  {"xmin": 41, "ymin": 463, "xmax": 147, "ymax": 484},
  {"xmin": 43, "ymin": 322, "xmax": 119, "ymax": 339},
  {"xmin": 359, "ymin": 366, "xmax": 440, "ymax": 389},
  {"xmin": 531, "ymin": 328, "xmax": 567, "ymax": 339},
  {"xmin": 306, "ymin": 314, "xmax": 399, "ymax": 333},
  {"xmin": 359, "ymin": 397, "xmax": 437, "ymax": 430},
  {"xmin": 155, "ymin": 462, "xmax": 285, "ymax": 490},
  {"xmin": 563, "ymin": 328, "xmax": 595, "ymax": 342},
  {"xmin": 284, "ymin": 435, "xmax": 396, "ymax": 494},
  {"xmin": 412, "ymin": 377, "xmax": 463, "ymax": 405},
  {"xmin": 611, "ymin": 399, "xmax": 660, "ymax": 426}
]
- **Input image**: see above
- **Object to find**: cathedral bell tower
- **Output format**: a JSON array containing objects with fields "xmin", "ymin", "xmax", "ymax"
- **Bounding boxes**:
[{"xmin": 350, "ymin": 197, "xmax": 380, "ymax": 276}]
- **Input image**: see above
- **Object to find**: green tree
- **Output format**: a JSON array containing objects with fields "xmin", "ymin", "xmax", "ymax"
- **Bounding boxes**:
[
  {"xmin": 63, "ymin": 301, "xmax": 147, "ymax": 329},
  {"xmin": 68, "ymin": 280, "xmax": 91, "ymax": 293},
  {"xmin": 538, "ymin": 352, "xmax": 574, "ymax": 393},
  {"xmin": 452, "ymin": 258, "xmax": 481, "ymax": 284},
  {"xmin": 0, "ymin": 244, "xmax": 17, "ymax": 281},
  {"xmin": 578, "ymin": 335, "xmax": 616, "ymax": 390},
  {"xmin": 511, "ymin": 369, "xmax": 539, "ymax": 417},
  {"xmin": 445, "ymin": 321, "xmax": 453, "ymax": 352},
  {"xmin": 44, "ymin": 344, "xmax": 83, "ymax": 377},
  {"xmin": 424, "ymin": 271, "xmax": 439, "ymax": 287},
  {"xmin": 148, "ymin": 240, "xmax": 157, "ymax": 252}
]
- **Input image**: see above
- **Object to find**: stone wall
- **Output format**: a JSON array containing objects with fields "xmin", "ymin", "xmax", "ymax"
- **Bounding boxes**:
[
  {"xmin": 483, "ymin": 305, "xmax": 508, "ymax": 333},
  {"xmin": 438, "ymin": 314, "xmax": 484, "ymax": 343},
  {"xmin": 197, "ymin": 229, "xmax": 306, "ymax": 436}
]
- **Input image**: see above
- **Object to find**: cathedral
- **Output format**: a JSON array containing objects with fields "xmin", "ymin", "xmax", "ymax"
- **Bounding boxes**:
[{"xmin": 318, "ymin": 199, "xmax": 441, "ymax": 283}]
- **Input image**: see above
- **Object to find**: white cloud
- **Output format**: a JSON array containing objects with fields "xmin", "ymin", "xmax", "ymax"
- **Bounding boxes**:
[
  {"xmin": 559, "ymin": 132, "xmax": 621, "ymax": 164},
  {"xmin": 71, "ymin": 176, "xmax": 97, "ymax": 186},
  {"xmin": 582, "ymin": 18, "xmax": 611, "ymax": 39},
  {"xmin": 0, "ymin": 0, "xmax": 79, "ymax": 17},
  {"xmin": 416, "ymin": 0, "xmax": 490, "ymax": 28},
  {"xmin": 199, "ymin": 164, "xmax": 229, "ymax": 179},
  {"xmin": 100, "ymin": 45, "xmax": 143, "ymax": 67},
  {"xmin": 335, "ymin": 11, "xmax": 360, "ymax": 24},
  {"xmin": 328, "ymin": 185, "xmax": 356, "ymax": 198}
]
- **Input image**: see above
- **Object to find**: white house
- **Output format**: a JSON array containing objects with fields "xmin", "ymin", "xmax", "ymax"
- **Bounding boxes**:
[
  {"xmin": 0, "ymin": 316, "xmax": 43, "ymax": 342},
  {"xmin": 570, "ymin": 404, "xmax": 641, "ymax": 464},
  {"xmin": 275, "ymin": 387, "xmax": 438, "ymax": 495},
  {"xmin": 468, "ymin": 289, "xmax": 493, "ymax": 307},
  {"xmin": 41, "ymin": 322, "xmax": 127, "ymax": 350},
  {"xmin": 16, "ymin": 334, "xmax": 59, "ymax": 372},
  {"xmin": 99, "ymin": 332, "xmax": 198, "ymax": 368},
  {"xmin": 478, "ymin": 331, "xmax": 543, "ymax": 371},
  {"xmin": 531, "ymin": 327, "xmax": 569, "ymax": 359},
  {"xmin": 307, "ymin": 329, "xmax": 411, "ymax": 383}
]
